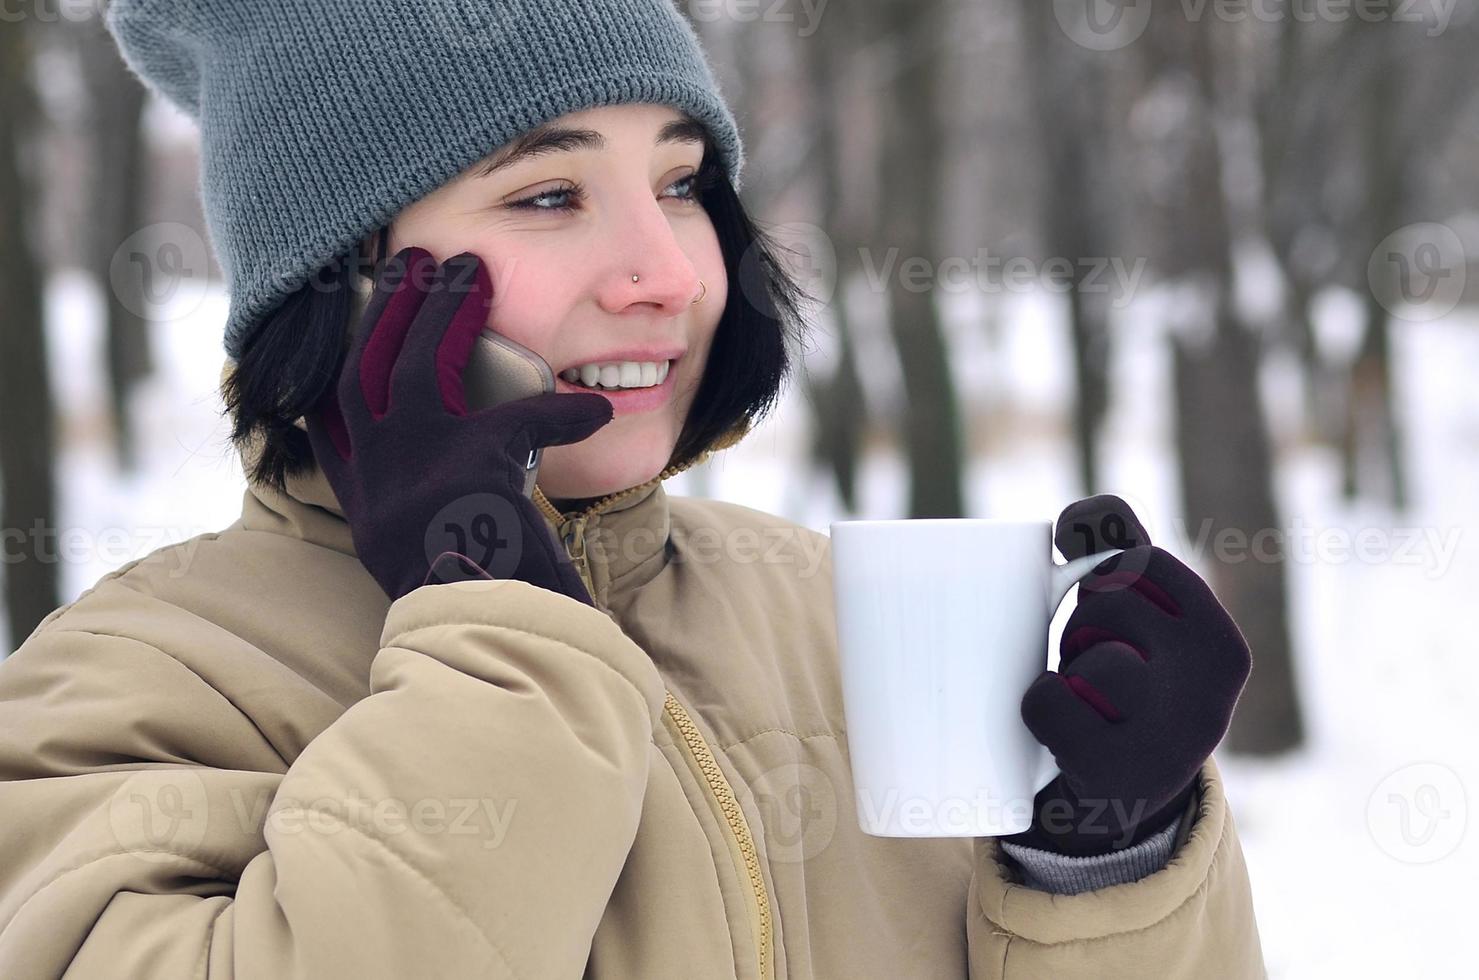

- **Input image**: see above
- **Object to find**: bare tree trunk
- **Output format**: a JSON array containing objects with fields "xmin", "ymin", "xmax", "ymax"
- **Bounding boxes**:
[
  {"xmin": 1140, "ymin": 13, "xmax": 1305, "ymax": 755},
  {"xmin": 1346, "ymin": 272, "xmax": 1408, "ymax": 510},
  {"xmin": 875, "ymin": 0, "xmax": 964, "ymax": 518},
  {"xmin": 1253, "ymin": 17, "xmax": 1340, "ymax": 444},
  {"xmin": 1341, "ymin": 38, "xmax": 1408, "ymax": 511},
  {"xmin": 76, "ymin": 14, "xmax": 155, "ymax": 474},
  {"xmin": 1015, "ymin": 0, "xmax": 1113, "ymax": 494},
  {"xmin": 1173, "ymin": 324, "xmax": 1305, "ymax": 756},
  {"xmin": 0, "ymin": 19, "xmax": 60, "ymax": 649},
  {"xmin": 801, "ymin": 2, "xmax": 868, "ymax": 513}
]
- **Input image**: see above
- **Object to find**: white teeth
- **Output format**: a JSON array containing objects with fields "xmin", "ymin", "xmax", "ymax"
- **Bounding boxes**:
[{"xmin": 560, "ymin": 360, "xmax": 672, "ymax": 390}]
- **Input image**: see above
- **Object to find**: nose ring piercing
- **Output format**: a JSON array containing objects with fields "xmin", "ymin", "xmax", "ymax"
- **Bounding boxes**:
[{"xmin": 630, "ymin": 275, "xmax": 706, "ymax": 305}]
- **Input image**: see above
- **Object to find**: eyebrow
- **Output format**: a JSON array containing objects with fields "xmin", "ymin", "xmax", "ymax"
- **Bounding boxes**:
[{"xmin": 473, "ymin": 115, "xmax": 708, "ymax": 180}]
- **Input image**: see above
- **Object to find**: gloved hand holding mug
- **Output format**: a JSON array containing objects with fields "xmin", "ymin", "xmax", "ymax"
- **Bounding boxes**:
[
  {"xmin": 1002, "ymin": 494, "xmax": 1253, "ymax": 857},
  {"xmin": 306, "ymin": 246, "xmax": 613, "ymax": 605}
]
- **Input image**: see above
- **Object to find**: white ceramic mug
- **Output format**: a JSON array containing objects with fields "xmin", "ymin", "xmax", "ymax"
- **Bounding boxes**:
[{"xmin": 829, "ymin": 518, "xmax": 1123, "ymax": 837}]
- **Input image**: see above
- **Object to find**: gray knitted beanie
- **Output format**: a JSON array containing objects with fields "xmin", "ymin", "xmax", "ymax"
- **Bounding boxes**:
[{"xmin": 103, "ymin": 0, "xmax": 745, "ymax": 360}]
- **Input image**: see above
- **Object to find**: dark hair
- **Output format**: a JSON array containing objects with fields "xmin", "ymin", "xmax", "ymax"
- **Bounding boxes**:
[{"xmin": 222, "ymin": 137, "xmax": 813, "ymax": 496}]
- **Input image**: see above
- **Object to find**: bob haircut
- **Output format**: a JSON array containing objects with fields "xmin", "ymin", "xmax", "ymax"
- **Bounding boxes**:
[{"xmin": 222, "ymin": 126, "xmax": 812, "ymax": 496}]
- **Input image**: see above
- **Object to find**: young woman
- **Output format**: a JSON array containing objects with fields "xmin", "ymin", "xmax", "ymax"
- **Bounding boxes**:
[{"xmin": 0, "ymin": 1, "xmax": 1264, "ymax": 976}]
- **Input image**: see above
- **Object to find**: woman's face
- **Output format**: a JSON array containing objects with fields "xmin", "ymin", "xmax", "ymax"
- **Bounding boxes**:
[{"xmin": 373, "ymin": 103, "xmax": 727, "ymax": 502}]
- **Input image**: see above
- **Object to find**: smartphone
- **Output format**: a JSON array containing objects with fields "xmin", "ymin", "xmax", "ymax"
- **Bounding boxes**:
[{"xmin": 463, "ymin": 330, "xmax": 556, "ymax": 498}]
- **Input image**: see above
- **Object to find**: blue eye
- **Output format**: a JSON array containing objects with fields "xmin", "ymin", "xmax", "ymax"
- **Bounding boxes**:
[
  {"xmin": 669, "ymin": 167, "xmax": 720, "ymax": 201},
  {"xmin": 507, "ymin": 182, "xmax": 584, "ymax": 213},
  {"xmin": 505, "ymin": 170, "xmax": 713, "ymax": 214},
  {"xmin": 665, "ymin": 173, "xmax": 699, "ymax": 201}
]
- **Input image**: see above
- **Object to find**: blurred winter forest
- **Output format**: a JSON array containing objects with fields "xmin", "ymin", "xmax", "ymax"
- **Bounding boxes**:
[{"xmin": 2, "ymin": 2, "xmax": 1477, "ymax": 974}]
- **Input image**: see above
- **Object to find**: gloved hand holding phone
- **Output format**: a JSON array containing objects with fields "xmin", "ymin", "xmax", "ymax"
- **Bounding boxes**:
[{"xmin": 306, "ymin": 245, "xmax": 613, "ymax": 604}]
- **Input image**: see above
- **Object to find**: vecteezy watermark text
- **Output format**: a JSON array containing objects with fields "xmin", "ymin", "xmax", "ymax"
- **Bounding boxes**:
[
  {"xmin": 858, "ymin": 785, "xmax": 1153, "ymax": 846},
  {"xmin": 856, "ymin": 247, "xmax": 1147, "ymax": 307},
  {"xmin": 1172, "ymin": 516, "xmax": 1464, "ymax": 580},
  {"xmin": 2, "ymin": 520, "xmax": 210, "ymax": 578},
  {"xmin": 241, "ymin": 789, "xmax": 519, "ymax": 851},
  {"xmin": 685, "ymin": 0, "xmax": 830, "ymax": 37},
  {"xmin": 1053, "ymin": 0, "xmax": 1455, "ymax": 52},
  {"xmin": 104, "ymin": 770, "xmax": 522, "ymax": 861}
]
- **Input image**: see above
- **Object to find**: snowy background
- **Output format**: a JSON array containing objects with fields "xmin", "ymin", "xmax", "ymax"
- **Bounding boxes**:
[
  {"xmin": 4, "ymin": 2, "xmax": 1476, "ymax": 974},
  {"xmin": 20, "ymin": 260, "xmax": 1478, "ymax": 977}
]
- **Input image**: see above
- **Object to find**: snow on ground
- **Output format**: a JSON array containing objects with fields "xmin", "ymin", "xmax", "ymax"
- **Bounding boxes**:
[{"xmin": 16, "ymin": 268, "xmax": 1479, "ymax": 977}]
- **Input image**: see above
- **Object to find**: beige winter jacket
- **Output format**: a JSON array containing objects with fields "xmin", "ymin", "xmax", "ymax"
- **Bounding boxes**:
[{"xmin": 0, "ymin": 367, "xmax": 1265, "ymax": 978}]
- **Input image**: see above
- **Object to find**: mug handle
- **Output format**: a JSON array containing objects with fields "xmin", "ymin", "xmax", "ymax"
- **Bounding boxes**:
[{"xmin": 1031, "ymin": 546, "xmax": 1126, "ymax": 795}]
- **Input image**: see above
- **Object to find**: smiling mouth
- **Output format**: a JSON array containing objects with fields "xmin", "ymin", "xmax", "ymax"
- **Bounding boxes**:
[
  {"xmin": 556, "ymin": 358, "xmax": 675, "ymax": 391},
  {"xmin": 553, "ymin": 356, "xmax": 680, "ymax": 414}
]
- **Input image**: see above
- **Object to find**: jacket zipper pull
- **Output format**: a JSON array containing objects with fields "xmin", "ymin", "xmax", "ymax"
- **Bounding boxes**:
[{"xmin": 560, "ymin": 515, "xmax": 596, "ymax": 601}]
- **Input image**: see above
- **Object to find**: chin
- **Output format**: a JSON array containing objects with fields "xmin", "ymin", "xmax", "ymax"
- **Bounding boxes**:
[{"xmin": 537, "ymin": 437, "xmax": 673, "ymax": 501}]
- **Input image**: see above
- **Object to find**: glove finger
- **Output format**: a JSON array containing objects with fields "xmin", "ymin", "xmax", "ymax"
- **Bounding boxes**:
[
  {"xmin": 1020, "ymin": 669, "xmax": 1109, "ymax": 760},
  {"xmin": 1057, "ymin": 640, "xmax": 1152, "ymax": 722},
  {"xmin": 435, "ymin": 254, "xmax": 498, "ymax": 417},
  {"xmin": 490, "ymin": 391, "xmax": 615, "ymax": 455},
  {"xmin": 304, "ymin": 385, "xmax": 352, "ymax": 465},
  {"xmin": 345, "ymin": 246, "xmax": 437, "ymax": 423},
  {"xmin": 1062, "ymin": 569, "xmax": 1251, "ymax": 714},
  {"xmin": 1074, "ymin": 545, "xmax": 1183, "ymax": 622},
  {"xmin": 1078, "ymin": 545, "xmax": 1249, "ymax": 651},
  {"xmin": 387, "ymin": 252, "xmax": 493, "ymax": 415},
  {"xmin": 1060, "ymin": 576, "xmax": 1161, "ymax": 670},
  {"xmin": 1054, "ymin": 493, "xmax": 1152, "ymax": 560},
  {"xmin": 303, "ymin": 395, "xmax": 357, "ymax": 518}
]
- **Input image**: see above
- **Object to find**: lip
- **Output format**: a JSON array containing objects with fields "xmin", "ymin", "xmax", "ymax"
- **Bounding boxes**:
[{"xmin": 554, "ymin": 353, "xmax": 681, "ymax": 415}]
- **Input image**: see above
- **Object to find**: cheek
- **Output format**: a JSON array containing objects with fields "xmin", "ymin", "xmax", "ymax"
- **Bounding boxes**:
[
  {"xmin": 484, "ymin": 259, "xmax": 568, "ymax": 355},
  {"xmin": 386, "ymin": 208, "xmax": 568, "ymax": 358}
]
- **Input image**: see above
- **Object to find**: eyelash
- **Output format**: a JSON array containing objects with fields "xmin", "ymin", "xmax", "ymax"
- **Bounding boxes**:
[{"xmin": 506, "ymin": 170, "xmax": 713, "ymax": 213}]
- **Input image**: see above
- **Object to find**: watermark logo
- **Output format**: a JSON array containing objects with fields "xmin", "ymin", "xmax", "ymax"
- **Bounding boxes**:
[
  {"xmin": 741, "ymin": 220, "xmax": 837, "ymax": 312},
  {"xmin": 1367, "ymin": 222, "xmax": 1467, "ymax": 322},
  {"xmin": 736, "ymin": 762, "xmax": 838, "ymax": 863},
  {"xmin": 425, "ymin": 494, "xmax": 526, "ymax": 580},
  {"xmin": 1053, "ymin": 0, "xmax": 1154, "ymax": 51},
  {"xmin": 109, "ymin": 222, "xmax": 213, "ymax": 322},
  {"xmin": 106, "ymin": 769, "xmax": 211, "ymax": 864},
  {"xmin": 1366, "ymin": 762, "xmax": 1467, "ymax": 864}
]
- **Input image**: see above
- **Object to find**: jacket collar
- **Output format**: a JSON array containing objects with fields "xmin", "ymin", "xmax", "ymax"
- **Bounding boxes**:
[{"xmin": 229, "ymin": 359, "xmax": 749, "ymax": 611}]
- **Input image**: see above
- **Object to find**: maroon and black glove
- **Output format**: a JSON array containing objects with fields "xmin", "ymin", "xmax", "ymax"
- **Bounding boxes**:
[
  {"xmin": 305, "ymin": 246, "xmax": 613, "ymax": 604},
  {"xmin": 1001, "ymin": 494, "xmax": 1253, "ymax": 857}
]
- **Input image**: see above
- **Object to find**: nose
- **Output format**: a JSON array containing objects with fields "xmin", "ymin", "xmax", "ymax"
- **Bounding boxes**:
[{"xmin": 595, "ymin": 195, "xmax": 703, "ymax": 315}]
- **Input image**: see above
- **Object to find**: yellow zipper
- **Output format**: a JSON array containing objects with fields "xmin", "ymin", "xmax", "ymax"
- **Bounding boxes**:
[
  {"xmin": 529, "ymin": 436, "xmax": 773, "ymax": 978},
  {"xmin": 530, "ymin": 449, "xmax": 713, "ymax": 604},
  {"xmin": 663, "ymin": 690, "xmax": 774, "ymax": 980}
]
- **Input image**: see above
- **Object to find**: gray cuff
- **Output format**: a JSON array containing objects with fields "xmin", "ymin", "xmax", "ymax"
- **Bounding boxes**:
[{"xmin": 997, "ymin": 811, "xmax": 1185, "ymax": 895}]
